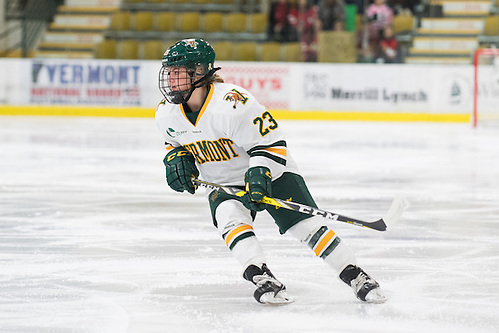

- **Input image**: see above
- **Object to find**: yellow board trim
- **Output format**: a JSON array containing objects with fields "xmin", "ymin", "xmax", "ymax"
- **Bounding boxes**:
[
  {"xmin": 0, "ymin": 105, "xmax": 155, "ymax": 117},
  {"xmin": 271, "ymin": 110, "xmax": 470, "ymax": 123},
  {"xmin": 0, "ymin": 106, "xmax": 470, "ymax": 123}
]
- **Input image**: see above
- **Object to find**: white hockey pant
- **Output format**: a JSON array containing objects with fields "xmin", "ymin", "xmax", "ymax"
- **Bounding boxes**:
[{"xmin": 215, "ymin": 199, "xmax": 266, "ymax": 270}]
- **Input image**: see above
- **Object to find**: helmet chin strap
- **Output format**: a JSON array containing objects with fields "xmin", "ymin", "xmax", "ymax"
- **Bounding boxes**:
[
  {"xmin": 192, "ymin": 67, "xmax": 221, "ymax": 88},
  {"xmin": 181, "ymin": 67, "xmax": 222, "ymax": 104},
  {"xmin": 168, "ymin": 67, "xmax": 221, "ymax": 105}
]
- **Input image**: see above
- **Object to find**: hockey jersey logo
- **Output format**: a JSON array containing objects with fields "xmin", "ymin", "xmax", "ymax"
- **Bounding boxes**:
[
  {"xmin": 166, "ymin": 127, "xmax": 176, "ymax": 138},
  {"xmin": 224, "ymin": 89, "xmax": 248, "ymax": 109}
]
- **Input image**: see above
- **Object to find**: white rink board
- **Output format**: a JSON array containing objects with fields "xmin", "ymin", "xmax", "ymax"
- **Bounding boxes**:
[{"xmin": 1, "ymin": 58, "xmax": 498, "ymax": 114}]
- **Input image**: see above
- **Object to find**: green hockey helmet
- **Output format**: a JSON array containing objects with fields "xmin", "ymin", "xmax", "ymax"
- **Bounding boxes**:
[{"xmin": 159, "ymin": 38, "xmax": 220, "ymax": 104}]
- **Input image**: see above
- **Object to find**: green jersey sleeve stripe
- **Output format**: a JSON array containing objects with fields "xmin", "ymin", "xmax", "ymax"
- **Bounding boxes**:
[
  {"xmin": 249, "ymin": 151, "xmax": 287, "ymax": 166},
  {"xmin": 247, "ymin": 140, "xmax": 287, "ymax": 155}
]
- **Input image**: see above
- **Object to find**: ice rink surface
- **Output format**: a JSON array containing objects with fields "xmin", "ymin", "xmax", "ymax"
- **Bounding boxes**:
[{"xmin": 1, "ymin": 116, "xmax": 498, "ymax": 333}]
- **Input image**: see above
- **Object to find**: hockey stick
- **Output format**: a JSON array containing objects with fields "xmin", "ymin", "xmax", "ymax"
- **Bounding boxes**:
[{"xmin": 192, "ymin": 178, "xmax": 406, "ymax": 232}]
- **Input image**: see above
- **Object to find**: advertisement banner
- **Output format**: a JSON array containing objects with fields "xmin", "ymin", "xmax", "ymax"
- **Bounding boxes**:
[
  {"xmin": 0, "ymin": 61, "xmax": 6, "ymax": 104},
  {"xmin": 29, "ymin": 59, "xmax": 143, "ymax": 106},
  {"xmin": 294, "ymin": 64, "xmax": 473, "ymax": 114},
  {"xmin": 0, "ymin": 58, "xmax": 481, "ymax": 116},
  {"xmin": 436, "ymin": 66, "xmax": 475, "ymax": 113},
  {"xmin": 217, "ymin": 62, "xmax": 291, "ymax": 110}
]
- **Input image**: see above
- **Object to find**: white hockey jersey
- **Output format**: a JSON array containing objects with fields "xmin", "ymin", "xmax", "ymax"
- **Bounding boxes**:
[{"xmin": 155, "ymin": 82, "xmax": 299, "ymax": 186}]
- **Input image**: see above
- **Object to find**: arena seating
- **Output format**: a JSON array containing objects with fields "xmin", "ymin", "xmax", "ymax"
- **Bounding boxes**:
[
  {"xmin": 31, "ymin": 0, "xmax": 498, "ymax": 63},
  {"xmin": 405, "ymin": 0, "xmax": 499, "ymax": 64}
]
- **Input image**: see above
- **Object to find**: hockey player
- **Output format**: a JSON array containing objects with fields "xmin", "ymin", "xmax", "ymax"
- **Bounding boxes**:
[{"xmin": 155, "ymin": 38, "xmax": 386, "ymax": 304}]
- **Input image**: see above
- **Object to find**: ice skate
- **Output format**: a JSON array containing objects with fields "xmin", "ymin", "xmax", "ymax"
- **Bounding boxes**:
[
  {"xmin": 339, "ymin": 265, "xmax": 386, "ymax": 303},
  {"xmin": 243, "ymin": 264, "xmax": 293, "ymax": 305}
]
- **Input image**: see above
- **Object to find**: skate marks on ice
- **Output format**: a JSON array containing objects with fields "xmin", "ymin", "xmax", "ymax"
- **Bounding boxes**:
[{"xmin": 1, "ymin": 117, "xmax": 499, "ymax": 332}]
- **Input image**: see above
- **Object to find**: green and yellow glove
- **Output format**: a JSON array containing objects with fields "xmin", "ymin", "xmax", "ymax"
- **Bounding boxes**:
[
  {"xmin": 163, "ymin": 146, "xmax": 199, "ymax": 194},
  {"xmin": 241, "ymin": 166, "xmax": 272, "ymax": 212}
]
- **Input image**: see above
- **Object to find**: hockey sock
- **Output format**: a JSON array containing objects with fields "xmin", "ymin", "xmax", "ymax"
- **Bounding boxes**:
[
  {"xmin": 215, "ymin": 200, "xmax": 267, "ymax": 268},
  {"xmin": 287, "ymin": 217, "xmax": 356, "ymax": 273},
  {"xmin": 229, "ymin": 233, "xmax": 267, "ymax": 269},
  {"xmin": 308, "ymin": 226, "xmax": 356, "ymax": 272}
]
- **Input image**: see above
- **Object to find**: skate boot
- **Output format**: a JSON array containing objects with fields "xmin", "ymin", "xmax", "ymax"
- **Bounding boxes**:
[
  {"xmin": 339, "ymin": 264, "xmax": 386, "ymax": 303},
  {"xmin": 243, "ymin": 264, "xmax": 293, "ymax": 305}
]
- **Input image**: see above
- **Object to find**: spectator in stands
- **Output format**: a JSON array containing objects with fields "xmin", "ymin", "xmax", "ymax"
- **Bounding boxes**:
[
  {"xmin": 366, "ymin": 0, "xmax": 394, "ymax": 42},
  {"xmin": 356, "ymin": 21, "xmax": 375, "ymax": 63},
  {"xmin": 317, "ymin": 0, "xmax": 346, "ymax": 31},
  {"xmin": 289, "ymin": 0, "xmax": 319, "ymax": 62},
  {"xmin": 344, "ymin": 0, "xmax": 365, "ymax": 15},
  {"xmin": 376, "ymin": 25, "xmax": 399, "ymax": 63},
  {"xmin": 333, "ymin": 20, "xmax": 345, "ymax": 31},
  {"xmin": 365, "ymin": 0, "xmax": 394, "ymax": 58},
  {"xmin": 20, "ymin": 0, "xmax": 28, "ymax": 10},
  {"xmin": 268, "ymin": 0, "xmax": 298, "ymax": 42},
  {"xmin": 389, "ymin": 0, "xmax": 421, "ymax": 15}
]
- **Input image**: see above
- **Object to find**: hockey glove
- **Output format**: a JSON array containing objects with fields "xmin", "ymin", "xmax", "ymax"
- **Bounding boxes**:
[
  {"xmin": 163, "ymin": 146, "xmax": 199, "ymax": 194},
  {"xmin": 241, "ymin": 166, "xmax": 272, "ymax": 212}
]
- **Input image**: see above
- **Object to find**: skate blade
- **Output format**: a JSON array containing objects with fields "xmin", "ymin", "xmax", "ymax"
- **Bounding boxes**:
[
  {"xmin": 259, "ymin": 291, "xmax": 295, "ymax": 305},
  {"xmin": 364, "ymin": 288, "xmax": 387, "ymax": 304}
]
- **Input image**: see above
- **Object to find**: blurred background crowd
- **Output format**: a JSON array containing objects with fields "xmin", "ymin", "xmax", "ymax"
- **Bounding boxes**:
[{"xmin": 1, "ymin": 0, "xmax": 498, "ymax": 64}]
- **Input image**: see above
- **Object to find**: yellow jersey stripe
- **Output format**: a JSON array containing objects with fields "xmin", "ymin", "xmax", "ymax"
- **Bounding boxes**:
[
  {"xmin": 180, "ymin": 84, "xmax": 215, "ymax": 127},
  {"xmin": 264, "ymin": 147, "xmax": 287, "ymax": 157},
  {"xmin": 195, "ymin": 84, "xmax": 214, "ymax": 126}
]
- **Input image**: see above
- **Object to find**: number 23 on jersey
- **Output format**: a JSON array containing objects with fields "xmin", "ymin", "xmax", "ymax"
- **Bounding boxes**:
[{"xmin": 253, "ymin": 111, "xmax": 278, "ymax": 137}]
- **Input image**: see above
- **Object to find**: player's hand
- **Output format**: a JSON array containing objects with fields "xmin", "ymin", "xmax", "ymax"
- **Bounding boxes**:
[
  {"xmin": 241, "ymin": 166, "xmax": 272, "ymax": 211},
  {"xmin": 163, "ymin": 146, "xmax": 199, "ymax": 194}
]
